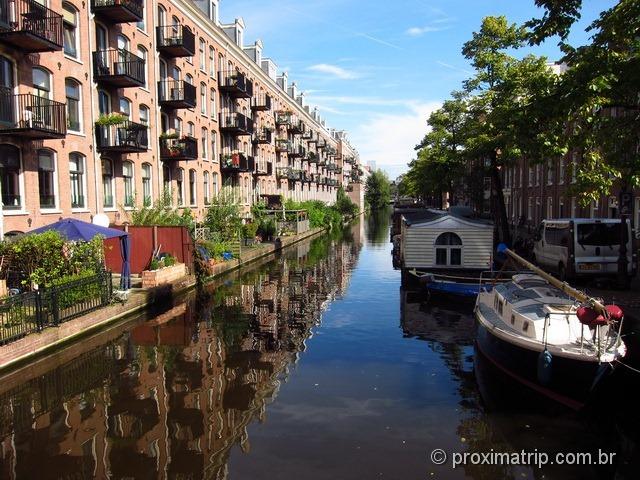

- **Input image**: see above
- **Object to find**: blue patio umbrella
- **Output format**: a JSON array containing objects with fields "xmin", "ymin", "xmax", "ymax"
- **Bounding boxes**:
[{"xmin": 29, "ymin": 218, "xmax": 131, "ymax": 289}]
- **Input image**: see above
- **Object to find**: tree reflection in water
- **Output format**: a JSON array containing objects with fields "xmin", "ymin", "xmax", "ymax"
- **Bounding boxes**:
[{"xmin": 0, "ymin": 222, "xmax": 364, "ymax": 480}]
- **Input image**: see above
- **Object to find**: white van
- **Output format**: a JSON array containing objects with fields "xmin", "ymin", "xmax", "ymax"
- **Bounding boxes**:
[{"xmin": 532, "ymin": 219, "xmax": 636, "ymax": 281}]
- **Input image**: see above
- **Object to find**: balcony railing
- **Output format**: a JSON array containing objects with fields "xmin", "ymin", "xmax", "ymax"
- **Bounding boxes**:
[
  {"xmin": 276, "ymin": 167, "xmax": 289, "ymax": 179},
  {"xmin": 93, "ymin": 49, "xmax": 145, "ymax": 88},
  {"xmin": 219, "ymin": 111, "xmax": 254, "ymax": 136},
  {"xmin": 251, "ymin": 93, "xmax": 272, "ymax": 111},
  {"xmin": 287, "ymin": 143, "xmax": 306, "ymax": 158},
  {"xmin": 275, "ymin": 111, "xmax": 292, "ymax": 126},
  {"xmin": 156, "ymin": 25, "xmax": 195, "ymax": 57},
  {"xmin": 218, "ymin": 70, "xmax": 253, "ymax": 98},
  {"xmin": 158, "ymin": 80, "xmax": 196, "ymax": 109},
  {"xmin": 95, "ymin": 120, "xmax": 148, "ymax": 153},
  {"xmin": 288, "ymin": 118, "xmax": 305, "ymax": 135},
  {"xmin": 220, "ymin": 152, "xmax": 253, "ymax": 173},
  {"xmin": 253, "ymin": 128, "xmax": 272, "ymax": 144},
  {"xmin": 0, "ymin": 0, "xmax": 63, "ymax": 52},
  {"xmin": 254, "ymin": 160, "xmax": 272, "ymax": 176},
  {"xmin": 160, "ymin": 135, "xmax": 197, "ymax": 160},
  {"xmin": 91, "ymin": 0, "xmax": 143, "ymax": 23},
  {"xmin": 275, "ymin": 138, "xmax": 290, "ymax": 152},
  {"xmin": 0, "ymin": 93, "xmax": 66, "ymax": 139}
]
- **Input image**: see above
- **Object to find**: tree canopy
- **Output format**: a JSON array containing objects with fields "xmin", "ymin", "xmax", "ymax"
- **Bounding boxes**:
[{"xmin": 365, "ymin": 170, "xmax": 391, "ymax": 210}]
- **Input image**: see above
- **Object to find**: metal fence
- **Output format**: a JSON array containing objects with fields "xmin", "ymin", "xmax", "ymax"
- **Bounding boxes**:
[{"xmin": 0, "ymin": 272, "xmax": 112, "ymax": 345}]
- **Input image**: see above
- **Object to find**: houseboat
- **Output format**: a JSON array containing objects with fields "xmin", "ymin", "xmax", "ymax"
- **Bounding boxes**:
[{"xmin": 394, "ymin": 208, "xmax": 495, "ymax": 297}]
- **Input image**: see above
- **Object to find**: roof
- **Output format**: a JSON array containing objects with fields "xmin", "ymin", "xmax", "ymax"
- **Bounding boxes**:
[{"xmin": 402, "ymin": 209, "xmax": 493, "ymax": 227}]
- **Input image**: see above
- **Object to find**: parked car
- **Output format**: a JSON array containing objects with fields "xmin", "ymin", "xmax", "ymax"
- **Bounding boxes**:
[{"xmin": 532, "ymin": 218, "xmax": 636, "ymax": 281}]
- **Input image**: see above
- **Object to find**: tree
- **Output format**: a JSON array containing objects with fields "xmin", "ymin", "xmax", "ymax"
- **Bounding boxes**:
[
  {"xmin": 527, "ymin": 0, "xmax": 640, "ymax": 204},
  {"xmin": 460, "ymin": 16, "xmax": 557, "ymax": 242},
  {"xmin": 365, "ymin": 170, "xmax": 391, "ymax": 210}
]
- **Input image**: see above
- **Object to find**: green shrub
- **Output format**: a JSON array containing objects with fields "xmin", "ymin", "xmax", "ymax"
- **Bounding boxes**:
[
  {"xmin": 49, "ymin": 271, "xmax": 102, "ymax": 310},
  {"xmin": 204, "ymin": 187, "xmax": 243, "ymax": 242},
  {"xmin": 242, "ymin": 222, "xmax": 259, "ymax": 239},
  {"xmin": 164, "ymin": 255, "xmax": 176, "ymax": 267},
  {"xmin": 257, "ymin": 218, "xmax": 276, "ymax": 239},
  {"xmin": 149, "ymin": 259, "xmax": 160, "ymax": 271}
]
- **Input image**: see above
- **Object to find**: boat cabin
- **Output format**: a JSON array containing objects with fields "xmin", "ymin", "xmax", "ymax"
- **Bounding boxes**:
[{"xmin": 399, "ymin": 210, "xmax": 493, "ymax": 272}]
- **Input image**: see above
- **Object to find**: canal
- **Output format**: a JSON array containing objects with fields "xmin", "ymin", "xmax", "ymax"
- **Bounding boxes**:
[{"xmin": 0, "ymin": 213, "xmax": 638, "ymax": 479}]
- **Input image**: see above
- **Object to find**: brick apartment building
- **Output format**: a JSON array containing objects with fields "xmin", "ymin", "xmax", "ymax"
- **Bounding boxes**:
[{"xmin": 0, "ymin": 0, "xmax": 362, "ymax": 237}]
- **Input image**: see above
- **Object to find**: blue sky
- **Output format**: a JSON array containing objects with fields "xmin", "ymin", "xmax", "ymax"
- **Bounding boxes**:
[{"xmin": 219, "ymin": 0, "xmax": 615, "ymax": 179}]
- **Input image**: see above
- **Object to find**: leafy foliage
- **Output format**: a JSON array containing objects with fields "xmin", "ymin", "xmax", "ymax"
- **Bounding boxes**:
[
  {"xmin": 365, "ymin": 170, "xmax": 391, "ymax": 210},
  {"xmin": 0, "ymin": 231, "xmax": 104, "ymax": 289},
  {"xmin": 204, "ymin": 187, "xmax": 243, "ymax": 242},
  {"xmin": 126, "ymin": 189, "xmax": 194, "ymax": 230}
]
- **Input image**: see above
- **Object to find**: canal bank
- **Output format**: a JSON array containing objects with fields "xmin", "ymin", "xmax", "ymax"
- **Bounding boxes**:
[{"xmin": 0, "ymin": 225, "xmax": 331, "ymax": 372}]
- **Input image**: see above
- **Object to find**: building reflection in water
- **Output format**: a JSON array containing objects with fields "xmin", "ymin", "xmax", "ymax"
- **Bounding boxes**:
[{"xmin": 0, "ymin": 225, "xmax": 363, "ymax": 480}]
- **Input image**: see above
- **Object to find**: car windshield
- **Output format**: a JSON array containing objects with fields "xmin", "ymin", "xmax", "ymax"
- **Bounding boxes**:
[{"xmin": 577, "ymin": 223, "xmax": 628, "ymax": 247}]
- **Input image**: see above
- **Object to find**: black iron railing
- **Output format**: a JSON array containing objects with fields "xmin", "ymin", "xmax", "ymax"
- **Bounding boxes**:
[
  {"xmin": 218, "ymin": 70, "xmax": 253, "ymax": 98},
  {"xmin": 158, "ymin": 80, "xmax": 197, "ymax": 107},
  {"xmin": 253, "ymin": 128, "xmax": 272, "ymax": 144},
  {"xmin": 275, "ymin": 138, "xmax": 290, "ymax": 152},
  {"xmin": 0, "ymin": 0, "xmax": 63, "ymax": 51},
  {"xmin": 251, "ymin": 93, "xmax": 272, "ymax": 111},
  {"xmin": 93, "ymin": 48, "xmax": 145, "ymax": 86},
  {"xmin": 254, "ymin": 160, "xmax": 272, "ymax": 176},
  {"xmin": 276, "ymin": 111, "xmax": 292, "ymax": 126},
  {"xmin": 95, "ymin": 120, "xmax": 148, "ymax": 152},
  {"xmin": 220, "ymin": 152, "xmax": 253, "ymax": 172},
  {"xmin": 219, "ymin": 110, "xmax": 254, "ymax": 135},
  {"xmin": 0, "ymin": 272, "xmax": 112, "ymax": 346},
  {"xmin": 156, "ymin": 24, "xmax": 195, "ymax": 56},
  {"xmin": 160, "ymin": 136, "xmax": 198, "ymax": 160},
  {"xmin": 0, "ymin": 93, "xmax": 67, "ymax": 138}
]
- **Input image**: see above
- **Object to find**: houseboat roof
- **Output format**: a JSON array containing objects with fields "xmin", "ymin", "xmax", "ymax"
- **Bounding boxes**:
[{"xmin": 402, "ymin": 209, "xmax": 493, "ymax": 227}]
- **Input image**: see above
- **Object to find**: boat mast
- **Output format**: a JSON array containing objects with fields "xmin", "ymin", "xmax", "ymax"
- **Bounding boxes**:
[{"xmin": 497, "ymin": 244, "xmax": 608, "ymax": 316}]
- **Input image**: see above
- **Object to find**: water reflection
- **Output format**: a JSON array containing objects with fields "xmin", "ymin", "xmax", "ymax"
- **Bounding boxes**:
[{"xmin": 0, "ymin": 223, "xmax": 363, "ymax": 480}]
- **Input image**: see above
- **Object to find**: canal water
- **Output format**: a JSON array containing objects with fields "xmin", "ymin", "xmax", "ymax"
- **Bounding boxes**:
[{"xmin": 0, "ymin": 212, "xmax": 638, "ymax": 479}]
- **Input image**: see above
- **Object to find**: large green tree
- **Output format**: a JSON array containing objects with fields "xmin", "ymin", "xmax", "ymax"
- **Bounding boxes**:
[
  {"xmin": 527, "ymin": 0, "xmax": 640, "ymax": 204},
  {"xmin": 365, "ymin": 170, "xmax": 391, "ymax": 210}
]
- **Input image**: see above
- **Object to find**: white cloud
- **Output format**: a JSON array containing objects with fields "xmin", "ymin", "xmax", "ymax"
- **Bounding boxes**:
[
  {"xmin": 349, "ymin": 102, "xmax": 442, "ymax": 179},
  {"xmin": 406, "ymin": 25, "xmax": 448, "ymax": 36},
  {"xmin": 307, "ymin": 64, "xmax": 358, "ymax": 80}
]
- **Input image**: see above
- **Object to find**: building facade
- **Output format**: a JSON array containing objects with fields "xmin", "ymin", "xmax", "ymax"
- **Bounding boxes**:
[{"xmin": 0, "ymin": 0, "xmax": 363, "ymax": 237}]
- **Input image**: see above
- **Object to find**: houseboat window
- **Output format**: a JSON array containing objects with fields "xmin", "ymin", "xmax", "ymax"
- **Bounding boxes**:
[
  {"xmin": 435, "ymin": 232, "xmax": 462, "ymax": 266},
  {"xmin": 510, "ymin": 314, "xmax": 515, "ymax": 325},
  {"xmin": 523, "ymin": 321, "xmax": 529, "ymax": 332}
]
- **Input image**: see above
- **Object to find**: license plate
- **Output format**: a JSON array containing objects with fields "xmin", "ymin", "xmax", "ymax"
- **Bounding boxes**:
[{"xmin": 579, "ymin": 263, "xmax": 601, "ymax": 271}]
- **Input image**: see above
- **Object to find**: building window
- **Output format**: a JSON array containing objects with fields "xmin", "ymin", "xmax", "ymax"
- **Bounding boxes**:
[
  {"xmin": 137, "ymin": 46, "xmax": 148, "ymax": 88},
  {"xmin": 65, "ymin": 79, "xmax": 81, "ymax": 132},
  {"xmin": 547, "ymin": 197, "xmax": 553, "ymax": 219},
  {"xmin": 212, "ymin": 172, "xmax": 218, "ymax": 195},
  {"xmin": 435, "ymin": 232, "xmax": 462, "ymax": 266},
  {"xmin": 528, "ymin": 165, "xmax": 533, "ymax": 187},
  {"xmin": 528, "ymin": 197, "xmax": 533, "ymax": 220},
  {"xmin": 199, "ymin": 38, "xmax": 206, "ymax": 71},
  {"xmin": 590, "ymin": 200, "xmax": 598, "ymax": 218},
  {"xmin": 559, "ymin": 198, "xmax": 565, "ymax": 218},
  {"xmin": 571, "ymin": 152, "xmax": 578, "ymax": 184},
  {"xmin": 0, "ymin": 145, "xmax": 21, "ymax": 210},
  {"xmin": 558, "ymin": 157, "xmax": 565, "ymax": 185},
  {"xmin": 176, "ymin": 168, "xmax": 184, "ymax": 206},
  {"xmin": 98, "ymin": 90, "xmax": 110, "ymax": 115},
  {"xmin": 209, "ymin": 46, "xmax": 215, "ymax": 77},
  {"xmin": 185, "ymin": 73, "xmax": 193, "ymax": 85},
  {"xmin": 33, "ymin": 68, "xmax": 51, "ymax": 98},
  {"xmin": 62, "ymin": 3, "xmax": 78, "ymax": 58},
  {"xmin": 211, "ymin": 135, "xmax": 217, "ymax": 162},
  {"xmin": 122, "ymin": 161, "xmax": 134, "ymax": 207},
  {"xmin": 102, "ymin": 159, "xmax": 114, "ymax": 208},
  {"xmin": 142, "ymin": 163, "xmax": 152, "ymax": 206},
  {"xmin": 200, "ymin": 83, "xmax": 206, "ymax": 115},
  {"xmin": 536, "ymin": 164, "xmax": 541, "ymax": 186},
  {"xmin": 139, "ymin": 105, "xmax": 149, "ymax": 125},
  {"xmin": 204, "ymin": 171, "xmax": 210, "ymax": 204},
  {"xmin": 137, "ymin": 5, "xmax": 146, "ymax": 31},
  {"xmin": 163, "ymin": 164, "xmax": 171, "ymax": 200},
  {"xmin": 547, "ymin": 161, "xmax": 554, "ymax": 185},
  {"xmin": 187, "ymin": 122, "xmax": 194, "ymax": 137},
  {"xmin": 189, "ymin": 169, "xmax": 196, "ymax": 205},
  {"xmin": 174, "ymin": 116, "xmax": 182, "ymax": 136},
  {"xmin": 38, "ymin": 150, "xmax": 56, "ymax": 209},
  {"xmin": 69, "ymin": 153, "xmax": 85, "ymax": 208},
  {"xmin": 201, "ymin": 128, "xmax": 208, "ymax": 159},
  {"xmin": 119, "ymin": 97, "xmax": 131, "ymax": 118},
  {"xmin": 571, "ymin": 197, "xmax": 577, "ymax": 217},
  {"xmin": 210, "ymin": 88, "xmax": 216, "ymax": 118}
]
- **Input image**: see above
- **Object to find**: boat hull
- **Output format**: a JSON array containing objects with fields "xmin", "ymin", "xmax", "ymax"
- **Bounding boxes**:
[{"xmin": 475, "ymin": 313, "xmax": 612, "ymax": 410}]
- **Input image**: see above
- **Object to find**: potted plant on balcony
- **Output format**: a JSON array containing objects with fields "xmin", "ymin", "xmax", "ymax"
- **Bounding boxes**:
[
  {"xmin": 160, "ymin": 131, "xmax": 180, "ymax": 140},
  {"xmin": 96, "ymin": 112, "xmax": 127, "ymax": 126}
]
